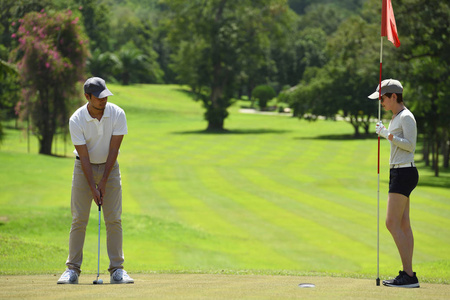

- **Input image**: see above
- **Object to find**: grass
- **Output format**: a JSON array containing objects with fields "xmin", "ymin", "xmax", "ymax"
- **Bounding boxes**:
[
  {"xmin": 0, "ymin": 84, "xmax": 449, "ymax": 287},
  {"xmin": 1, "ymin": 274, "xmax": 450, "ymax": 300}
]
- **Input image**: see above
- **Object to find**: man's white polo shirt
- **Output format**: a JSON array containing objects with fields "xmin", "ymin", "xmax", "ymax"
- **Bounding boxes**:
[{"xmin": 69, "ymin": 102, "xmax": 127, "ymax": 164}]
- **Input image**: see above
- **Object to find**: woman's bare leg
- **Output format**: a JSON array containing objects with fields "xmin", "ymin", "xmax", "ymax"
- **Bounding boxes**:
[{"xmin": 386, "ymin": 193, "xmax": 414, "ymax": 276}]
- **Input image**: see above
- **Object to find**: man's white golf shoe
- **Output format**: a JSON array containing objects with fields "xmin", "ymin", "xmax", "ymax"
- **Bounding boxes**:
[
  {"xmin": 110, "ymin": 269, "xmax": 134, "ymax": 284},
  {"xmin": 57, "ymin": 269, "xmax": 79, "ymax": 284}
]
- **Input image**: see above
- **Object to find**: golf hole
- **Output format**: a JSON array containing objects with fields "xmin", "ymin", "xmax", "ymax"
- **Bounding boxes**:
[{"xmin": 298, "ymin": 283, "xmax": 315, "ymax": 288}]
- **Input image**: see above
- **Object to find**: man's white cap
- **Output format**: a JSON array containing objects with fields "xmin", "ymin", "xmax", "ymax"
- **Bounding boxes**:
[{"xmin": 368, "ymin": 79, "xmax": 403, "ymax": 99}]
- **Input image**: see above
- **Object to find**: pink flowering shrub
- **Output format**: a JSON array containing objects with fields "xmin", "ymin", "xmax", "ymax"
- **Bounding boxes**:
[
  {"xmin": 11, "ymin": 10, "xmax": 89, "ymax": 155},
  {"xmin": 13, "ymin": 10, "xmax": 88, "ymax": 85}
]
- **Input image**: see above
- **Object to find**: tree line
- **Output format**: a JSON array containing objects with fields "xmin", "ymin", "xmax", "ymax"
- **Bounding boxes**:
[{"xmin": 0, "ymin": 0, "xmax": 448, "ymax": 175}]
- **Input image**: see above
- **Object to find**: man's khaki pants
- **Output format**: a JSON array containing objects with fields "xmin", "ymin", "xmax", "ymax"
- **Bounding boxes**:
[{"xmin": 66, "ymin": 160, "xmax": 124, "ymax": 275}]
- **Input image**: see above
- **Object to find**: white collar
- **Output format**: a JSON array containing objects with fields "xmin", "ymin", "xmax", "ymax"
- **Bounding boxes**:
[{"xmin": 83, "ymin": 103, "xmax": 110, "ymax": 122}]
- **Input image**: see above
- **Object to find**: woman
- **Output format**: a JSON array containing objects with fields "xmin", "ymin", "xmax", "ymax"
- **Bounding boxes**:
[{"xmin": 368, "ymin": 79, "xmax": 420, "ymax": 288}]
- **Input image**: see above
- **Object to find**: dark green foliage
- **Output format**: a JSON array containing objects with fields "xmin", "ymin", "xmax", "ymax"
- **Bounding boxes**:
[
  {"xmin": 0, "ymin": 59, "xmax": 20, "ymax": 119},
  {"xmin": 252, "ymin": 85, "xmax": 277, "ymax": 110},
  {"xmin": 87, "ymin": 48, "xmax": 121, "ymax": 81},
  {"xmin": 289, "ymin": 0, "xmax": 366, "ymax": 15},
  {"xmin": 298, "ymin": 4, "xmax": 351, "ymax": 35},
  {"xmin": 1, "ymin": 0, "xmax": 448, "ymax": 171},
  {"xmin": 394, "ymin": 0, "xmax": 450, "ymax": 174},
  {"xmin": 164, "ymin": 0, "xmax": 292, "ymax": 130},
  {"xmin": 0, "ymin": 59, "xmax": 19, "ymax": 141},
  {"xmin": 288, "ymin": 15, "xmax": 379, "ymax": 137},
  {"xmin": 76, "ymin": 0, "xmax": 111, "ymax": 53},
  {"xmin": 107, "ymin": 5, "xmax": 164, "ymax": 84}
]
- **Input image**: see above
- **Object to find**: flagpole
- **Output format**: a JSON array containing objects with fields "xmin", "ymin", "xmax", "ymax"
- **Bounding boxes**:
[
  {"xmin": 377, "ymin": 36, "xmax": 383, "ymax": 287},
  {"xmin": 377, "ymin": 0, "xmax": 400, "ymax": 287}
]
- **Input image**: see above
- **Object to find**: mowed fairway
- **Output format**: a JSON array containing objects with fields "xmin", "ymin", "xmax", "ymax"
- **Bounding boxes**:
[{"xmin": 0, "ymin": 85, "xmax": 449, "ymax": 295}]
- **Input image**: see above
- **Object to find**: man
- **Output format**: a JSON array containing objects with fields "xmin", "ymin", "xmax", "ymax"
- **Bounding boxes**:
[
  {"xmin": 368, "ymin": 79, "xmax": 419, "ymax": 288},
  {"xmin": 57, "ymin": 77, "xmax": 133, "ymax": 284}
]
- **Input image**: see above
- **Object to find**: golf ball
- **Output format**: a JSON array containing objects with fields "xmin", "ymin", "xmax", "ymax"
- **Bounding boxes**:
[{"xmin": 98, "ymin": 279, "xmax": 103, "ymax": 284}]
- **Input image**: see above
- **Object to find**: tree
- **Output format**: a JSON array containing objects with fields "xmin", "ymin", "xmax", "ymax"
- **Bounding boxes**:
[
  {"xmin": 109, "ymin": 7, "xmax": 164, "ymax": 84},
  {"xmin": 87, "ymin": 48, "xmax": 121, "ymax": 81},
  {"xmin": 0, "ymin": 59, "xmax": 19, "ymax": 141},
  {"xmin": 274, "ymin": 26, "xmax": 328, "ymax": 88},
  {"xmin": 163, "ymin": 0, "xmax": 292, "ymax": 131},
  {"xmin": 270, "ymin": 2, "xmax": 355, "ymax": 99},
  {"xmin": 288, "ymin": 0, "xmax": 366, "ymax": 15},
  {"xmin": 288, "ymin": 66, "xmax": 338, "ymax": 121},
  {"xmin": 116, "ymin": 41, "xmax": 161, "ymax": 85},
  {"xmin": 0, "ymin": 0, "xmax": 53, "ymax": 133},
  {"xmin": 298, "ymin": 3, "xmax": 351, "ymax": 35},
  {"xmin": 0, "ymin": 0, "xmax": 52, "ymax": 49},
  {"xmin": 289, "ymin": 16, "xmax": 380, "ymax": 137},
  {"xmin": 0, "ymin": 59, "xmax": 20, "ymax": 117},
  {"xmin": 76, "ymin": 0, "xmax": 111, "ymax": 53},
  {"xmin": 393, "ymin": 0, "xmax": 450, "ymax": 175},
  {"xmin": 169, "ymin": 39, "xmax": 208, "ymax": 94},
  {"xmin": 11, "ymin": 9, "xmax": 89, "ymax": 155},
  {"xmin": 252, "ymin": 85, "xmax": 276, "ymax": 110}
]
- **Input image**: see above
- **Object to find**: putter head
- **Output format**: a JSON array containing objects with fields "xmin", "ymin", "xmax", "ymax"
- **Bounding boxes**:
[{"xmin": 93, "ymin": 279, "xmax": 103, "ymax": 284}]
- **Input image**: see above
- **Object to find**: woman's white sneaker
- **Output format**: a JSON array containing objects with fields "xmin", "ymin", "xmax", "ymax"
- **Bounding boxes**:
[{"xmin": 110, "ymin": 269, "xmax": 134, "ymax": 284}]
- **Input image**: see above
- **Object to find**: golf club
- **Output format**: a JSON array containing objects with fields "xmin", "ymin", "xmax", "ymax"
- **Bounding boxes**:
[{"xmin": 93, "ymin": 204, "xmax": 103, "ymax": 285}]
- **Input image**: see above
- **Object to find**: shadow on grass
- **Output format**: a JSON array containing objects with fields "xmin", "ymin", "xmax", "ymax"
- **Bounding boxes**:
[
  {"xmin": 418, "ymin": 171, "xmax": 450, "ymax": 189},
  {"xmin": 51, "ymin": 154, "xmax": 75, "ymax": 159},
  {"xmin": 294, "ymin": 133, "xmax": 376, "ymax": 140},
  {"xmin": 174, "ymin": 88, "xmax": 197, "ymax": 100},
  {"xmin": 173, "ymin": 128, "xmax": 292, "ymax": 135}
]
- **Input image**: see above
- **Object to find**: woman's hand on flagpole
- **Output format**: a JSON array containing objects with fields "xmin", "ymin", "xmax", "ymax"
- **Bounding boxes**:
[{"xmin": 376, "ymin": 121, "xmax": 390, "ymax": 139}]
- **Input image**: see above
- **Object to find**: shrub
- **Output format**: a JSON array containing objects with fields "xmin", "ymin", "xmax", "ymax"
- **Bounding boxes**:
[{"xmin": 252, "ymin": 85, "xmax": 276, "ymax": 110}]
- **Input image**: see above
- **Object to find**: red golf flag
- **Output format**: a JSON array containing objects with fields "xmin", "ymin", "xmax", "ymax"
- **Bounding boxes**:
[{"xmin": 381, "ymin": 0, "xmax": 400, "ymax": 47}]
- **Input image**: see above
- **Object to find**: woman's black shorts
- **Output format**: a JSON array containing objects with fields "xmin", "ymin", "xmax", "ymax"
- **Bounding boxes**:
[{"xmin": 389, "ymin": 167, "xmax": 419, "ymax": 197}]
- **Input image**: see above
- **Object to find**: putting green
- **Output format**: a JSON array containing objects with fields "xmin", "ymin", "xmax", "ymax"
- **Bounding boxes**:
[{"xmin": 0, "ymin": 274, "xmax": 449, "ymax": 299}]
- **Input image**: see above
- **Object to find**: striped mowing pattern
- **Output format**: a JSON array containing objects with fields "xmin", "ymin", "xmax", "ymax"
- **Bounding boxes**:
[{"xmin": 0, "ymin": 84, "xmax": 448, "ymax": 283}]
